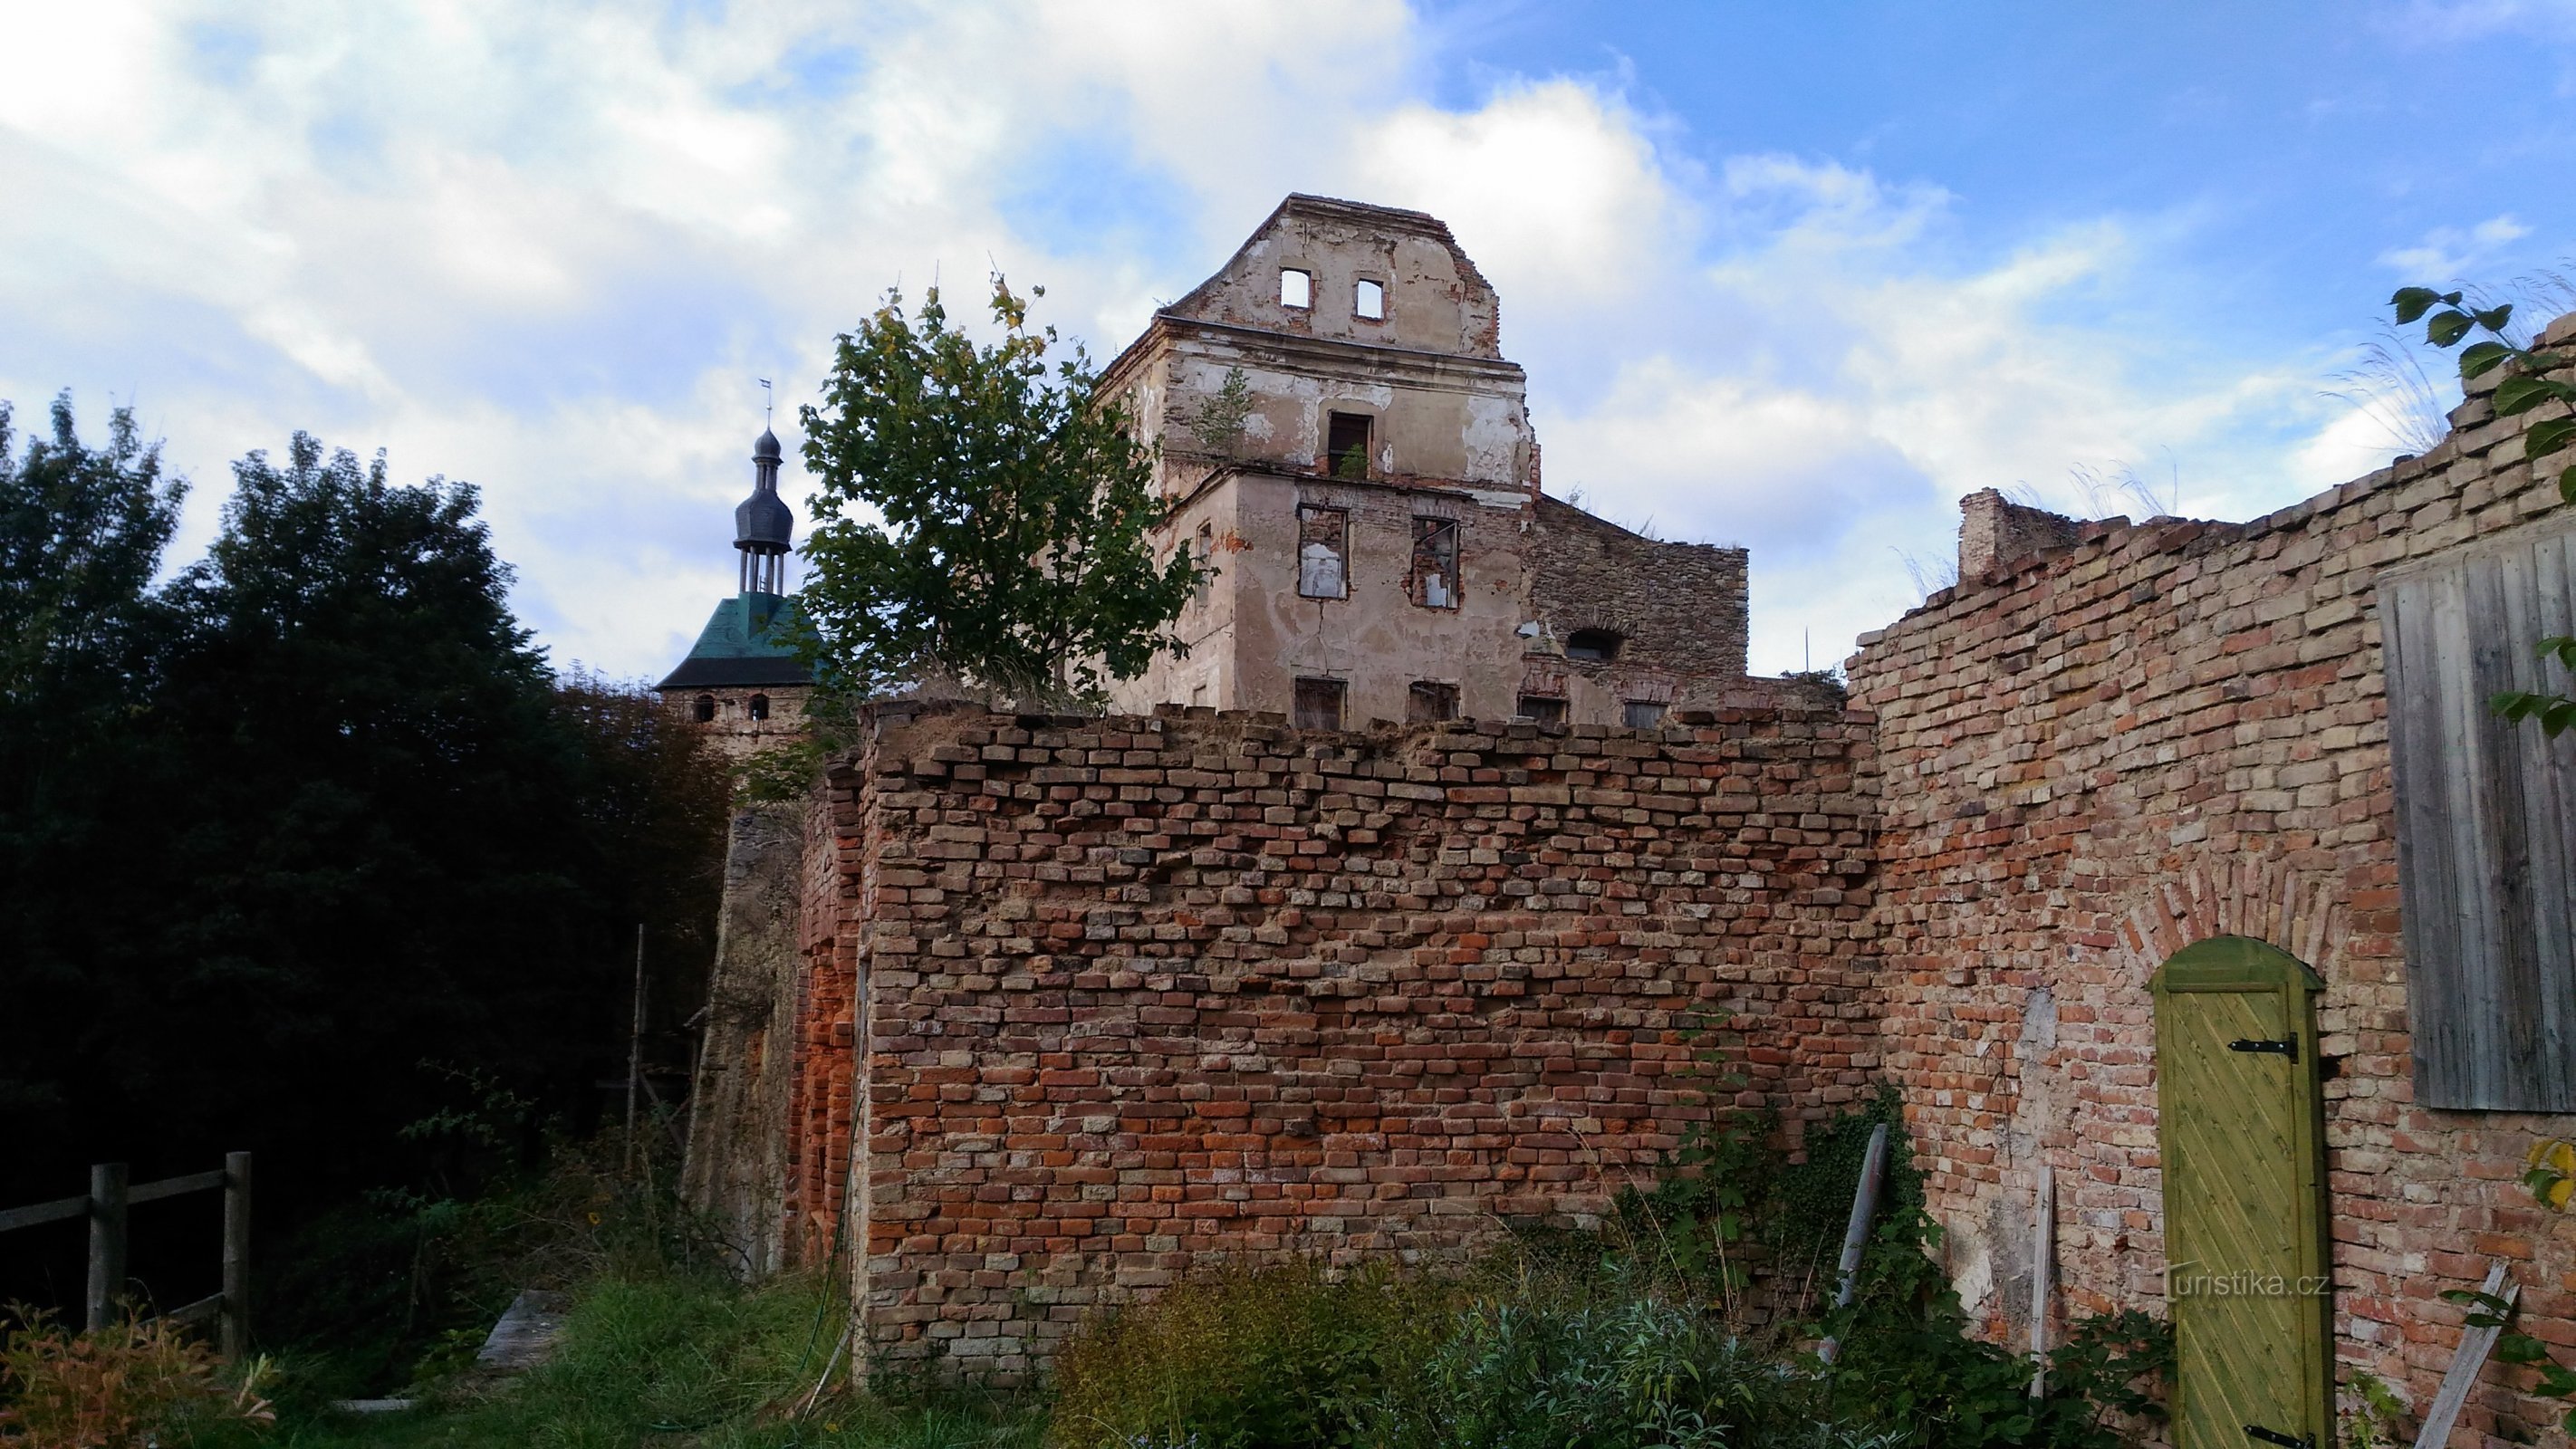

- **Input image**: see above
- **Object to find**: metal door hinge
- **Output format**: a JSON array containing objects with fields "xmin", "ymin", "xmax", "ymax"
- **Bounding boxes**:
[
  {"xmin": 2244, "ymin": 1425, "xmax": 2314, "ymax": 1449},
  {"xmin": 2229, "ymin": 1036, "xmax": 2299, "ymax": 1062}
]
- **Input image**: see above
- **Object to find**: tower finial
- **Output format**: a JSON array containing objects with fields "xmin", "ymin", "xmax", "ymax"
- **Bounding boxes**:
[{"xmin": 759, "ymin": 378, "xmax": 772, "ymax": 427}]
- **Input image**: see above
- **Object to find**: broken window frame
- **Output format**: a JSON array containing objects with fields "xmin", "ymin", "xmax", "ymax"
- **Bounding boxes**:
[
  {"xmin": 1407, "ymin": 680, "xmax": 1459, "ymax": 724},
  {"xmin": 1516, "ymin": 695, "xmax": 1568, "ymax": 726},
  {"xmin": 1297, "ymin": 504, "xmax": 1349, "ymax": 600},
  {"xmin": 748, "ymin": 693, "xmax": 772, "ymax": 722},
  {"xmin": 1621, "ymin": 699, "xmax": 1667, "ymax": 729},
  {"xmin": 1192, "ymin": 523, "xmax": 1215, "ymax": 606},
  {"xmin": 1355, "ymin": 277, "xmax": 1387, "ymax": 320},
  {"xmin": 1325, "ymin": 411, "xmax": 1372, "ymax": 479},
  {"xmin": 1293, "ymin": 677, "xmax": 1346, "ymax": 731},
  {"xmin": 1409, "ymin": 516, "xmax": 1460, "ymax": 609},
  {"xmin": 1280, "ymin": 268, "xmax": 1312, "ymax": 310},
  {"xmin": 1566, "ymin": 628, "xmax": 1624, "ymax": 663}
]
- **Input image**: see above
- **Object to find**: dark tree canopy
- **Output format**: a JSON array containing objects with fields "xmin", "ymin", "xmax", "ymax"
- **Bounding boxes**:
[
  {"xmin": 798, "ymin": 279, "xmax": 1199, "ymax": 707},
  {"xmin": 0, "ymin": 408, "xmax": 727, "ymax": 1247}
]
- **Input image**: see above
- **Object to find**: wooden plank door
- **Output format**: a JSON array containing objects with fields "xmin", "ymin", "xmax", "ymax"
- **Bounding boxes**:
[{"xmin": 2154, "ymin": 936, "xmax": 2331, "ymax": 1449}]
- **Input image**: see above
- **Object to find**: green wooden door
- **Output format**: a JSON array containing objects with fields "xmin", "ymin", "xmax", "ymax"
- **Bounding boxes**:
[{"xmin": 2153, "ymin": 936, "xmax": 2331, "ymax": 1449}]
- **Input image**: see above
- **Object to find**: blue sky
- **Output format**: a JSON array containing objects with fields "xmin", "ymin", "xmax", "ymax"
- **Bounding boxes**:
[{"xmin": 5, "ymin": 1, "xmax": 2574, "ymax": 679}]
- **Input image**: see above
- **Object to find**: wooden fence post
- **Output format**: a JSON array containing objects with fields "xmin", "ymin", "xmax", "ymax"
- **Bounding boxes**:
[
  {"xmin": 220, "ymin": 1153, "xmax": 252, "ymax": 1361},
  {"xmin": 85, "ymin": 1162, "xmax": 128, "ymax": 1333}
]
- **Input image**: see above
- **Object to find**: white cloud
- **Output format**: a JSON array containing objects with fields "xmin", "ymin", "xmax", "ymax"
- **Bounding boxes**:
[
  {"xmin": 0, "ymin": 0, "xmax": 2404, "ymax": 684},
  {"xmin": 2378, "ymin": 214, "xmax": 2534, "ymax": 276}
]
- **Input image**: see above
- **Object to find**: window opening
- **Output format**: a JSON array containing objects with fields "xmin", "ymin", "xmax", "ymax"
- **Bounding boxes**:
[
  {"xmin": 1326, "ymin": 411, "xmax": 1371, "ymax": 479},
  {"xmin": 1622, "ymin": 699, "xmax": 1667, "ymax": 729},
  {"xmin": 692, "ymin": 694, "xmax": 716, "ymax": 723},
  {"xmin": 1293, "ymin": 677, "xmax": 1346, "ymax": 732},
  {"xmin": 1297, "ymin": 505, "xmax": 1348, "ymax": 599},
  {"xmin": 1517, "ymin": 696, "xmax": 1567, "ymax": 726},
  {"xmin": 1566, "ymin": 629, "xmax": 1623, "ymax": 662},
  {"xmin": 748, "ymin": 694, "xmax": 772, "ymax": 722},
  {"xmin": 1355, "ymin": 278, "xmax": 1386, "ymax": 320},
  {"xmin": 1280, "ymin": 268, "xmax": 1312, "ymax": 309},
  {"xmin": 1193, "ymin": 523, "xmax": 1214, "ymax": 605},
  {"xmin": 1410, "ymin": 517, "xmax": 1458, "ymax": 609},
  {"xmin": 1407, "ymin": 681, "xmax": 1459, "ymax": 724}
]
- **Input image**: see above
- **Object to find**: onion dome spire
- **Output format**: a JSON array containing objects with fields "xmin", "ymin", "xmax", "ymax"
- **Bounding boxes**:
[{"xmin": 735, "ymin": 427, "xmax": 793, "ymax": 594}]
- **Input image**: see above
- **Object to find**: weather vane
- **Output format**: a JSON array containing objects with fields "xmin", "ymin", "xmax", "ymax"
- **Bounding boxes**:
[{"xmin": 758, "ymin": 378, "xmax": 773, "ymax": 427}]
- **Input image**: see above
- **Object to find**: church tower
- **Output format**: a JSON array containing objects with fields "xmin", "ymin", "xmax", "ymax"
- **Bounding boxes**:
[{"xmin": 657, "ymin": 427, "xmax": 815, "ymax": 754}]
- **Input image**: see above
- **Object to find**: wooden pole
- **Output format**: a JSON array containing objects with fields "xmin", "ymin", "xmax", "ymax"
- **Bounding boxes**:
[
  {"xmin": 85, "ymin": 1162, "xmax": 128, "ymax": 1334},
  {"xmin": 1817, "ymin": 1122, "xmax": 1889, "ymax": 1366},
  {"xmin": 220, "ymin": 1152, "xmax": 252, "ymax": 1361},
  {"xmin": 2029, "ymin": 1164, "xmax": 2054, "ymax": 1397},
  {"xmin": 627, "ymin": 924, "xmax": 646, "ymax": 1172}
]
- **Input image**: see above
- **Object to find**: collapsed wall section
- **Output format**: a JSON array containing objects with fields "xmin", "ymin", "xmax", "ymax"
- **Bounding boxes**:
[
  {"xmin": 1845, "ymin": 330, "xmax": 2576, "ymax": 1421},
  {"xmin": 794, "ymin": 696, "xmax": 1876, "ymax": 1382}
]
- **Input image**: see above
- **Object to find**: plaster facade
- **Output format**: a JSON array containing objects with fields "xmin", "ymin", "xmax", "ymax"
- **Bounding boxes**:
[{"xmin": 1101, "ymin": 196, "xmax": 1750, "ymax": 729}]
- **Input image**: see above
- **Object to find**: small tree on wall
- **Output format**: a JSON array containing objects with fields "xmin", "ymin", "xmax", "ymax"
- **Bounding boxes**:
[
  {"xmin": 2391, "ymin": 286, "xmax": 2576, "ymax": 734},
  {"xmin": 797, "ymin": 278, "xmax": 1199, "ymax": 709}
]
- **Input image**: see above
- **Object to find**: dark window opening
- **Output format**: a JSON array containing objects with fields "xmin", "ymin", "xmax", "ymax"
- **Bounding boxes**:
[
  {"xmin": 1410, "ymin": 517, "xmax": 1459, "ymax": 609},
  {"xmin": 1566, "ymin": 629, "xmax": 1624, "ymax": 662},
  {"xmin": 1293, "ymin": 677, "xmax": 1346, "ymax": 732},
  {"xmin": 748, "ymin": 694, "xmax": 771, "ymax": 722},
  {"xmin": 1297, "ymin": 505, "xmax": 1348, "ymax": 599},
  {"xmin": 1623, "ymin": 699, "xmax": 1667, "ymax": 729},
  {"xmin": 1517, "ymin": 696, "xmax": 1567, "ymax": 726},
  {"xmin": 693, "ymin": 694, "xmax": 716, "ymax": 723},
  {"xmin": 1280, "ymin": 268, "xmax": 1312, "ymax": 309},
  {"xmin": 1355, "ymin": 278, "xmax": 1386, "ymax": 320},
  {"xmin": 1326, "ymin": 411, "xmax": 1372, "ymax": 479},
  {"xmin": 1407, "ymin": 681, "xmax": 1459, "ymax": 724},
  {"xmin": 1193, "ymin": 523, "xmax": 1215, "ymax": 605}
]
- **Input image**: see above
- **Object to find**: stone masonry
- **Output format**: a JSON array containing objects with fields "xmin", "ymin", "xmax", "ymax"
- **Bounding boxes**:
[
  {"xmin": 694, "ymin": 312, "xmax": 2576, "ymax": 1442},
  {"xmin": 1844, "ymin": 312, "xmax": 2576, "ymax": 1440},
  {"xmin": 783, "ymin": 685, "xmax": 1871, "ymax": 1379}
]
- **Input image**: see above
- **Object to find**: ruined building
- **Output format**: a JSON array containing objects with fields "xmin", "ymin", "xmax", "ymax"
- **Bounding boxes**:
[
  {"xmin": 682, "ymin": 197, "xmax": 2576, "ymax": 1449},
  {"xmin": 658, "ymin": 427, "xmax": 815, "ymax": 753},
  {"xmin": 1101, "ymin": 195, "xmax": 1751, "ymax": 729}
]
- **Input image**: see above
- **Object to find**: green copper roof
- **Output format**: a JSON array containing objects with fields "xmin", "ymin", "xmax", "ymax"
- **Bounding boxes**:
[{"xmin": 656, "ymin": 591, "xmax": 814, "ymax": 690}]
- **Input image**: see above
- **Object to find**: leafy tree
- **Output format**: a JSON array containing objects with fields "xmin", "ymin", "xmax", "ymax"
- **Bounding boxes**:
[
  {"xmin": 2390, "ymin": 286, "xmax": 2576, "ymax": 734},
  {"xmin": 797, "ymin": 278, "xmax": 1199, "ymax": 708},
  {"xmin": 0, "ymin": 416, "xmax": 727, "ymax": 1252}
]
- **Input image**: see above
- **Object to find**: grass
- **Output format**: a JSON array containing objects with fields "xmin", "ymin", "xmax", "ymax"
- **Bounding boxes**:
[{"xmin": 183, "ymin": 1273, "xmax": 1040, "ymax": 1449}]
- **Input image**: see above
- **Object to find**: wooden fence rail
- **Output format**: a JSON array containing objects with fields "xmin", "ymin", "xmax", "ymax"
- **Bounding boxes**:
[{"xmin": 0, "ymin": 1154, "xmax": 251, "ymax": 1358}]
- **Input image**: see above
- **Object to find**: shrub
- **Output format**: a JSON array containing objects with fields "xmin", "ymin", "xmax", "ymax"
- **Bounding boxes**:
[
  {"xmin": 1049, "ymin": 1260, "xmax": 1447, "ymax": 1449},
  {"xmin": 0, "ymin": 1307, "xmax": 274, "ymax": 1448}
]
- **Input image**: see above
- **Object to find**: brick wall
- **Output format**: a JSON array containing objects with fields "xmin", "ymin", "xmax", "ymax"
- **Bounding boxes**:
[
  {"xmin": 1844, "ymin": 319, "xmax": 2576, "ymax": 1436},
  {"xmin": 1530, "ymin": 494, "xmax": 1751, "ymax": 682},
  {"xmin": 792, "ymin": 694, "xmax": 1875, "ymax": 1381}
]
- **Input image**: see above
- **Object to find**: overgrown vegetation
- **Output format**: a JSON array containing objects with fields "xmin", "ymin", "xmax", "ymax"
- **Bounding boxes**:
[
  {"xmin": 1051, "ymin": 1089, "xmax": 2170, "ymax": 1449},
  {"xmin": 0, "ymin": 396, "xmax": 728, "ymax": 1324}
]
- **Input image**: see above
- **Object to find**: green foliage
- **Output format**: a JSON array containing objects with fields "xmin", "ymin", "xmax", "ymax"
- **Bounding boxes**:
[
  {"xmin": 2387, "ymin": 286, "xmax": 2576, "ymax": 734},
  {"xmin": 1187, "ymin": 368, "xmax": 1255, "ymax": 457},
  {"xmin": 0, "ymin": 402, "xmax": 728, "ymax": 1280},
  {"xmin": 2339, "ymin": 1369, "xmax": 2407, "ymax": 1449},
  {"xmin": 798, "ymin": 279, "xmax": 1199, "ymax": 709},
  {"xmin": 2441, "ymin": 1287, "xmax": 2576, "ymax": 1432},
  {"xmin": 1051, "ymin": 1259, "xmax": 1449, "ymax": 1449}
]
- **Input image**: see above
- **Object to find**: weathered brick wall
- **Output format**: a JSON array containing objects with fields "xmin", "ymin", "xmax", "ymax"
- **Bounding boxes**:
[
  {"xmin": 1845, "ymin": 318, "xmax": 2576, "ymax": 1436},
  {"xmin": 1530, "ymin": 494, "xmax": 1751, "ymax": 683},
  {"xmin": 797, "ymin": 695, "xmax": 1875, "ymax": 1380}
]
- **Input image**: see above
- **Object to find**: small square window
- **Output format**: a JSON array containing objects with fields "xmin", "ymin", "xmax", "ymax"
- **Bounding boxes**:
[
  {"xmin": 1297, "ymin": 505, "xmax": 1348, "ymax": 600},
  {"xmin": 1622, "ymin": 700, "xmax": 1668, "ymax": 729},
  {"xmin": 1517, "ymin": 696, "xmax": 1567, "ymax": 726},
  {"xmin": 1293, "ymin": 677, "xmax": 1346, "ymax": 731},
  {"xmin": 1280, "ymin": 268, "xmax": 1312, "ymax": 309},
  {"xmin": 1407, "ymin": 681, "xmax": 1459, "ymax": 723},
  {"xmin": 1355, "ymin": 278, "xmax": 1386, "ymax": 320}
]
